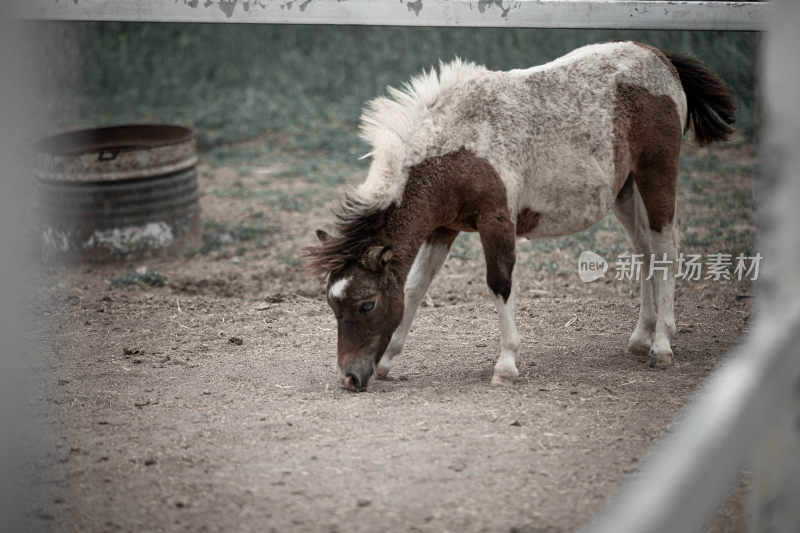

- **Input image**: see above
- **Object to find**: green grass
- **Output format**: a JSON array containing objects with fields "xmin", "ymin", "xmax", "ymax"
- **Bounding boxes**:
[
  {"xmin": 34, "ymin": 23, "xmax": 761, "ymax": 159},
  {"xmin": 109, "ymin": 268, "xmax": 166, "ymax": 290},
  {"xmin": 677, "ymin": 148, "xmax": 757, "ymax": 257},
  {"xmin": 190, "ymin": 219, "xmax": 277, "ymax": 258},
  {"xmin": 270, "ymin": 158, "xmax": 351, "ymax": 186},
  {"xmin": 275, "ymin": 253, "xmax": 304, "ymax": 267},
  {"xmin": 207, "ymin": 182, "xmax": 327, "ymax": 212},
  {"xmin": 450, "ymin": 233, "xmax": 479, "ymax": 262},
  {"xmin": 679, "ymin": 148, "xmax": 757, "ymax": 177}
]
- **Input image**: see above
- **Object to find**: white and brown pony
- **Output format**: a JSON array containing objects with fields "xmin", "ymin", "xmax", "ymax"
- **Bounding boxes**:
[{"xmin": 305, "ymin": 41, "xmax": 735, "ymax": 391}]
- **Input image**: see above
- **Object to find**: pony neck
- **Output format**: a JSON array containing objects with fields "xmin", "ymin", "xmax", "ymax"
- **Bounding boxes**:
[
  {"xmin": 366, "ymin": 146, "xmax": 500, "ymax": 286},
  {"xmin": 380, "ymin": 184, "xmax": 450, "ymax": 288}
]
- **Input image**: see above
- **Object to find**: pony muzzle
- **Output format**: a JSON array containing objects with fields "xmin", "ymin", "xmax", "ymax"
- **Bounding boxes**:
[{"xmin": 339, "ymin": 359, "xmax": 376, "ymax": 392}]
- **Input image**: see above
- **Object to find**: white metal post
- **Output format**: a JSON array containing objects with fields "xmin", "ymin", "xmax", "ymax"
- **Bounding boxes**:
[{"xmin": 750, "ymin": 1, "xmax": 800, "ymax": 530}]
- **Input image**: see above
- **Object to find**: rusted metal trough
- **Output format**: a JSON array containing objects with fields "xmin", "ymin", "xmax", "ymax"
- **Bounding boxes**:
[{"xmin": 34, "ymin": 124, "xmax": 200, "ymax": 263}]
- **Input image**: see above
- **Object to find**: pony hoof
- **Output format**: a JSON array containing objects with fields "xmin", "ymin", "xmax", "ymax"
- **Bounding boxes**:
[
  {"xmin": 628, "ymin": 342, "xmax": 651, "ymax": 355},
  {"xmin": 649, "ymin": 350, "xmax": 673, "ymax": 369},
  {"xmin": 375, "ymin": 367, "xmax": 390, "ymax": 380},
  {"xmin": 491, "ymin": 373, "xmax": 518, "ymax": 386}
]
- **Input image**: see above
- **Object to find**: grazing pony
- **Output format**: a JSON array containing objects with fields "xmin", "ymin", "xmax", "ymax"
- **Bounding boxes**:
[{"xmin": 305, "ymin": 41, "xmax": 735, "ymax": 392}]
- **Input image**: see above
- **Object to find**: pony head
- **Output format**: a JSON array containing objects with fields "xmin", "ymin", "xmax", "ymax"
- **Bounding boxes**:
[{"xmin": 305, "ymin": 199, "xmax": 404, "ymax": 392}]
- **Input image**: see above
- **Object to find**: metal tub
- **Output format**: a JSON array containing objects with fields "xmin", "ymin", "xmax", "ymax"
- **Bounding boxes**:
[{"xmin": 34, "ymin": 124, "xmax": 200, "ymax": 263}]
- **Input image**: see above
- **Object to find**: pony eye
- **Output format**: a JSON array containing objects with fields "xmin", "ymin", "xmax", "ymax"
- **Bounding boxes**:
[{"xmin": 360, "ymin": 301, "xmax": 375, "ymax": 313}]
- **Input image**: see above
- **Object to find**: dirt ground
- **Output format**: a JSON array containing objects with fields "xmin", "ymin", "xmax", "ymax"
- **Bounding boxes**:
[{"xmin": 23, "ymin": 143, "xmax": 757, "ymax": 532}]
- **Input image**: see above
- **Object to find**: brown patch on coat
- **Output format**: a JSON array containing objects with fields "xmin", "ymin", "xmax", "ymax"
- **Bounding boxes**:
[
  {"xmin": 515, "ymin": 208, "xmax": 540, "ymax": 236},
  {"xmin": 305, "ymin": 147, "xmax": 517, "ymax": 300},
  {"xmin": 394, "ymin": 148, "xmax": 516, "ymax": 300},
  {"xmin": 427, "ymin": 226, "xmax": 460, "ymax": 249},
  {"xmin": 613, "ymin": 42, "xmax": 736, "ymax": 146},
  {"xmin": 613, "ymin": 82, "xmax": 682, "ymax": 232}
]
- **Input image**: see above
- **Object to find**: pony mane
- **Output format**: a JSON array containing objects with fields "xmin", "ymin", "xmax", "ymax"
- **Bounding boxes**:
[
  {"xmin": 305, "ymin": 59, "xmax": 487, "ymax": 276},
  {"xmin": 305, "ymin": 58, "xmax": 486, "ymax": 276},
  {"xmin": 355, "ymin": 58, "xmax": 487, "ymax": 209},
  {"xmin": 303, "ymin": 192, "xmax": 395, "ymax": 276}
]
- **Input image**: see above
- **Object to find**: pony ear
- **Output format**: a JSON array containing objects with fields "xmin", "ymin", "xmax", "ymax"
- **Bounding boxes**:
[
  {"xmin": 315, "ymin": 229, "xmax": 331, "ymax": 242},
  {"xmin": 363, "ymin": 245, "xmax": 393, "ymax": 272}
]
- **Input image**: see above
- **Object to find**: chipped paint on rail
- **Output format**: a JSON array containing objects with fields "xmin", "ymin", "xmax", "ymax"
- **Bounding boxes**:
[{"xmin": 13, "ymin": 1, "xmax": 771, "ymax": 31}]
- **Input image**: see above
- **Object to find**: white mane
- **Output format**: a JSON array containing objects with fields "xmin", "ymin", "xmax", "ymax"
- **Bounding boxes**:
[{"xmin": 356, "ymin": 58, "xmax": 487, "ymax": 209}]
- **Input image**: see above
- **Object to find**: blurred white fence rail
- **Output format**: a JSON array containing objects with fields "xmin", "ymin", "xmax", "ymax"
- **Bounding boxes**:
[
  {"xmin": 12, "ymin": 0, "xmax": 770, "ymax": 30},
  {"xmin": 586, "ymin": 1, "xmax": 800, "ymax": 531},
  {"xmin": 19, "ymin": 0, "xmax": 800, "ymax": 531},
  {"xmin": 584, "ymin": 307, "xmax": 800, "ymax": 532}
]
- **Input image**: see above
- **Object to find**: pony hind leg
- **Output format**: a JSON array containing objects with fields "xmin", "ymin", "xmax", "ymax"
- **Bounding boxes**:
[
  {"xmin": 633, "ymin": 146, "xmax": 680, "ymax": 368},
  {"xmin": 376, "ymin": 228, "xmax": 458, "ymax": 379},
  {"xmin": 476, "ymin": 211, "xmax": 520, "ymax": 385},
  {"xmin": 612, "ymin": 174, "xmax": 657, "ymax": 354},
  {"xmin": 613, "ymin": 81, "xmax": 682, "ymax": 367},
  {"xmin": 647, "ymin": 219, "xmax": 678, "ymax": 368}
]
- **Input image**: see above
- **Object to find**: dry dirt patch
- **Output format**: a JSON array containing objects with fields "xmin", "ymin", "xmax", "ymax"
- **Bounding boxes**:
[
  {"xmin": 27, "ymin": 256, "xmax": 752, "ymax": 532},
  {"xmin": 24, "ymin": 141, "xmax": 757, "ymax": 531}
]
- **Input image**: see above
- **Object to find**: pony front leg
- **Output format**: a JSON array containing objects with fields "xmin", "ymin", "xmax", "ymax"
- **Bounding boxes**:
[
  {"xmin": 477, "ymin": 213, "xmax": 520, "ymax": 385},
  {"xmin": 491, "ymin": 281, "xmax": 520, "ymax": 385},
  {"xmin": 376, "ymin": 228, "xmax": 458, "ymax": 379}
]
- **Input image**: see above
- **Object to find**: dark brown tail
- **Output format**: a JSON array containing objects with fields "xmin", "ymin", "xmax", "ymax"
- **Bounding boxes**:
[{"xmin": 664, "ymin": 51, "xmax": 737, "ymax": 146}]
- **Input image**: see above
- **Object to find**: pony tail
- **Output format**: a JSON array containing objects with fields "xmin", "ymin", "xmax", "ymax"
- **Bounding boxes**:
[{"xmin": 664, "ymin": 51, "xmax": 737, "ymax": 146}]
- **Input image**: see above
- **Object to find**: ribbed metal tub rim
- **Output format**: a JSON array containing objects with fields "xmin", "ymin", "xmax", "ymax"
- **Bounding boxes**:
[
  {"xmin": 33, "ymin": 124, "xmax": 198, "ymax": 182},
  {"xmin": 34, "ymin": 124, "xmax": 201, "ymax": 262}
]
